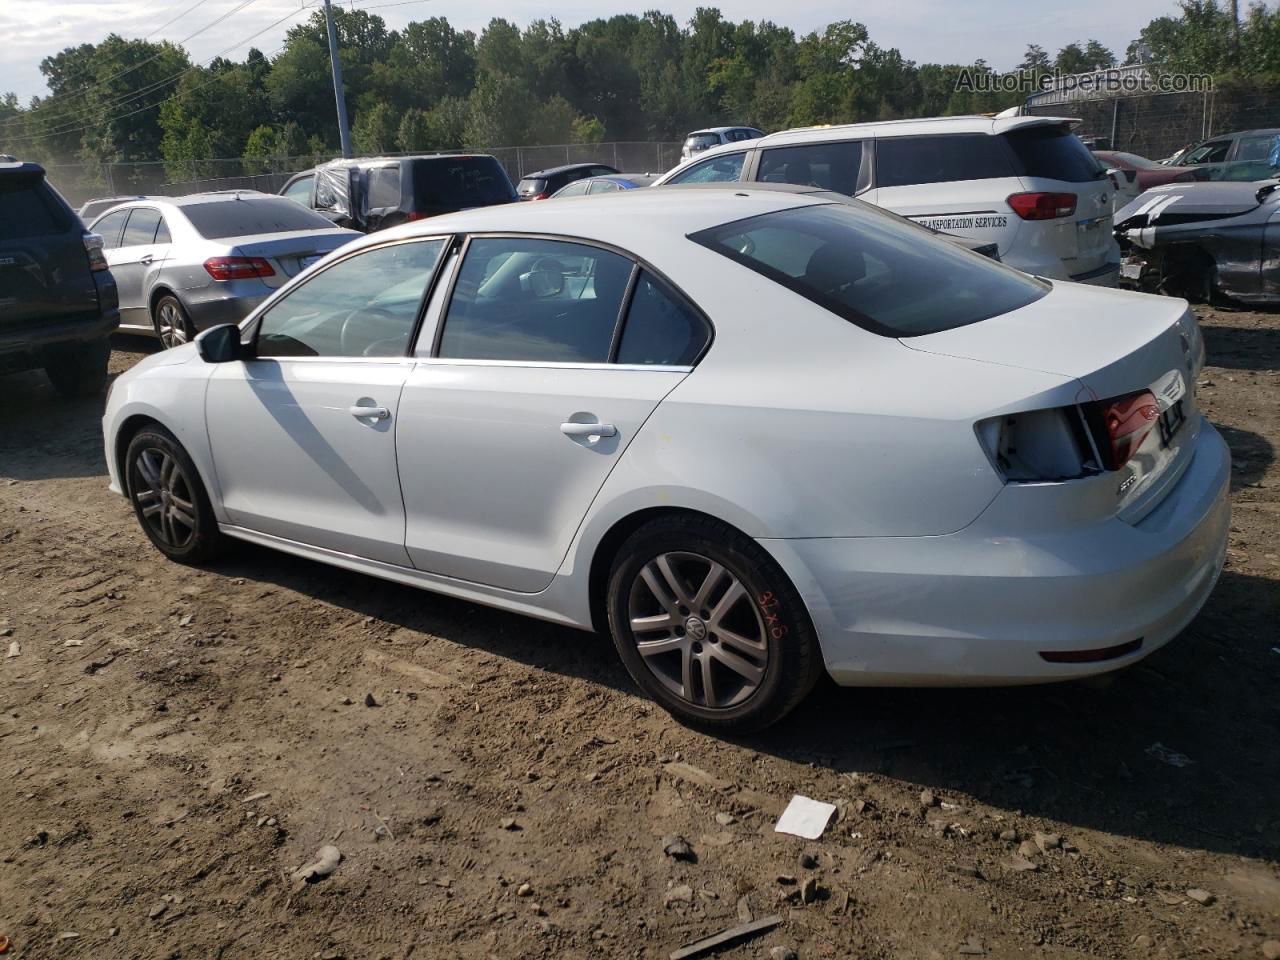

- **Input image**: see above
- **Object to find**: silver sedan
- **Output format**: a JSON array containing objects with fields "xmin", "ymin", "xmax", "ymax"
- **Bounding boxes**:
[{"xmin": 89, "ymin": 192, "xmax": 359, "ymax": 348}]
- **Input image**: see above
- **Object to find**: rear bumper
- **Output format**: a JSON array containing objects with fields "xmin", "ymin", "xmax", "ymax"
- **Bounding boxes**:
[
  {"xmin": 182, "ymin": 282, "xmax": 269, "ymax": 331},
  {"xmin": 762, "ymin": 422, "xmax": 1231, "ymax": 686},
  {"xmin": 1068, "ymin": 260, "xmax": 1122, "ymax": 285},
  {"xmin": 0, "ymin": 308, "xmax": 119, "ymax": 372}
]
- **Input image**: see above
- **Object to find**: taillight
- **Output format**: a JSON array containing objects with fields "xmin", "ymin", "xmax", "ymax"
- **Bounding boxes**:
[
  {"xmin": 406, "ymin": 211, "xmax": 426, "ymax": 222},
  {"xmin": 1086, "ymin": 390, "xmax": 1160, "ymax": 470},
  {"xmin": 532, "ymin": 192, "xmax": 550, "ymax": 201},
  {"xmin": 83, "ymin": 233, "xmax": 109, "ymax": 272},
  {"xmin": 1007, "ymin": 192, "xmax": 1077, "ymax": 220},
  {"xmin": 203, "ymin": 256, "xmax": 275, "ymax": 281}
]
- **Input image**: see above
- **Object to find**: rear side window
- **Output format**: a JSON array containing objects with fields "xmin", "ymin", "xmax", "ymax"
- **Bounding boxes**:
[
  {"xmin": 759, "ymin": 141, "xmax": 863, "ymax": 195},
  {"xmin": 1236, "ymin": 134, "xmax": 1280, "ymax": 162},
  {"xmin": 690, "ymin": 203, "xmax": 1048, "ymax": 337},
  {"xmin": 589, "ymin": 180, "xmax": 620, "ymax": 194},
  {"xmin": 0, "ymin": 177, "xmax": 70, "ymax": 239},
  {"xmin": 1002, "ymin": 127, "xmax": 1103, "ymax": 184},
  {"xmin": 122, "ymin": 208, "xmax": 162, "ymax": 246},
  {"xmin": 685, "ymin": 133, "xmax": 722, "ymax": 152},
  {"xmin": 616, "ymin": 271, "xmax": 708, "ymax": 366},
  {"xmin": 367, "ymin": 166, "xmax": 402, "ymax": 208},
  {"xmin": 92, "ymin": 209, "xmax": 130, "ymax": 249},
  {"xmin": 182, "ymin": 198, "xmax": 336, "ymax": 239},
  {"xmin": 875, "ymin": 135, "xmax": 1013, "ymax": 188},
  {"xmin": 555, "ymin": 180, "xmax": 592, "ymax": 198},
  {"xmin": 668, "ymin": 152, "xmax": 745, "ymax": 184},
  {"xmin": 413, "ymin": 157, "xmax": 515, "ymax": 208},
  {"xmin": 438, "ymin": 237, "xmax": 633, "ymax": 363}
]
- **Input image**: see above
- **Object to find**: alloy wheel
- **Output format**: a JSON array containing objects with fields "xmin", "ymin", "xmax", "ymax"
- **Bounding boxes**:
[
  {"xmin": 156, "ymin": 301, "xmax": 189, "ymax": 349},
  {"xmin": 130, "ymin": 447, "xmax": 198, "ymax": 549},
  {"xmin": 627, "ymin": 551, "xmax": 769, "ymax": 709}
]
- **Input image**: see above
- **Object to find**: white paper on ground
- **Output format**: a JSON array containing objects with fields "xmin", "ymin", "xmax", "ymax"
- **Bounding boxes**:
[{"xmin": 774, "ymin": 794, "xmax": 837, "ymax": 839}]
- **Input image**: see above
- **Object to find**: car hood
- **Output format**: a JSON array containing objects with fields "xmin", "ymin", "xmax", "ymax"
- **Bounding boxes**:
[
  {"xmin": 1114, "ymin": 180, "xmax": 1266, "ymax": 225},
  {"xmin": 902, "ymin": 281, "xmax": 1194, "ymax": 400}
]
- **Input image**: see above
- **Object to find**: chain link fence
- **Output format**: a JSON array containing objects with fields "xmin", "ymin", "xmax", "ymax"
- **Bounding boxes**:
[
  {"xmin": 1025, "ymin": 82, "xmax": 1280, "ymax": 162},
  {"xmin": 42, "ymin": 141, "xmax": 684, "ymax": 208}
]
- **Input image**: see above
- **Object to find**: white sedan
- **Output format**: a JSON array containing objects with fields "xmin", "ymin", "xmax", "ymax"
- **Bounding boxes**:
[{"xmin": 103, "ymin": 187, "xmax": 1230, "ymax": 731}]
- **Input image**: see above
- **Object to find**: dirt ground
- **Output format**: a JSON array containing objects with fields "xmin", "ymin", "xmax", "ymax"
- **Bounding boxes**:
[{"xmin": 0, "ymin": 306, "xmax": 1277, "ymax": 960}]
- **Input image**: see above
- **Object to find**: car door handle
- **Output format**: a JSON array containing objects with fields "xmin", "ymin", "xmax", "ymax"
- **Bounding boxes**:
[
  {"xmin": 139, "ymin": 254, "xmax": 154, "ymax": 265},
  {"xmin": 349, "ymin": 404, "xmax": 390, "ymax": 420},
  {"xmin": 560, "ymin": 421, "xmax": 616, "ymax": 438}
]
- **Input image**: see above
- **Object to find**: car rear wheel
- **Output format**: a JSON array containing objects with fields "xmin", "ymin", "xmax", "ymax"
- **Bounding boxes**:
[
  {"xmin": 152, "ymin": 295, "xmax": 195, "ymax": 349},
  {"xmin": 125, "ymin": 426, "xmax": 223, "ymax": 564},
  {"xmin": 44, "ymin": 337, "xmax": 110, "ymax": 398},
  {"xmin": 606, "ymin": 514, "xmax": 822, "ymax": 732}
]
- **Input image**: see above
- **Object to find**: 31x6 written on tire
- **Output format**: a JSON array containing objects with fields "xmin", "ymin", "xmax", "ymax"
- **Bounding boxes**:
[
  {"xmin": 606, "ymin": 514, "xmax": 823, "ymax": 732},
  {"xmin": 124, "ymin": 425, "xmax": 224, "ymax": 564}
]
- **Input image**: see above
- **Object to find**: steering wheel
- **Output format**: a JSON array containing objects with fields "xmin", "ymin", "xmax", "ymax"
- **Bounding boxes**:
[{"xmin": 340, "ymin": 306, "xmax": 403, "ymax": 357}]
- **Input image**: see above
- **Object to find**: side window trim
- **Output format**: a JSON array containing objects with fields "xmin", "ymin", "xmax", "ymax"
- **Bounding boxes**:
[
  {"xmin": 428, "ymin": 231, "xmax": 713, "ymax": 368},
  {"xmin": 244, "ymin": 235, "xmax": 453, "ymax": 360}
]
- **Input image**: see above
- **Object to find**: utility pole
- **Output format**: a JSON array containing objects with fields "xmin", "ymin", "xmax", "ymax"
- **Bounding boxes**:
[{"xmin": 322, "ymin": 0, "xmax": 353, "ymax": 158}]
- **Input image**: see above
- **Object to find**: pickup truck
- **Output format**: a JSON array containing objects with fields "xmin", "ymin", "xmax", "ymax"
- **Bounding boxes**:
[{"xmin": 1, "ymin": 160, "xmax": 119, "ymax": 396}]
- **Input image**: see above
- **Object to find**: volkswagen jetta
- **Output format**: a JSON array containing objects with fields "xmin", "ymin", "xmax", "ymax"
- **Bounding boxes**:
[{"xmin": 103, "ymin": 187, "xmax": 1230, "ymax": 731}]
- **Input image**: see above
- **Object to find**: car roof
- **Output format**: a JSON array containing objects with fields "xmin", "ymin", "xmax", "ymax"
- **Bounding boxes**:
[
  {"xmin": 0, "ymin": 160, "xmax": 45, "ymax": 177},
  {"xmin": 522, "ymin": 162, "xmax": 616, "ymax": 178},
  {"xmin": 687, "ymin": 126, "xmax": 758, "ymax": 135},
  {"xmin": 754, "ymin": 114, "xmax": 1079, "ymax": 148},
  {"xmin": 359, "ymin": 186, "xmax": 830, "ymax": 260}
]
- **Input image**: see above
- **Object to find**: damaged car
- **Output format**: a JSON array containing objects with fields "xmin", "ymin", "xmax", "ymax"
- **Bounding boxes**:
[{"xmin": 1114, "ymin": 179, "xmax": 1280, "ymax": 304}]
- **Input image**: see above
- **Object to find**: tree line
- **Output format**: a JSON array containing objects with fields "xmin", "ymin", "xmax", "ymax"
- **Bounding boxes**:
[{"xmin": 1, "ymin": 0, "xmax": 1277, "ymax": 181}]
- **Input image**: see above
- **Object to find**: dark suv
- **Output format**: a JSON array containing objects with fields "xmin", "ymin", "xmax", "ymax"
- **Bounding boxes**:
[
  {"xmin": 279, "ymin": 154, "xmax": 517, "ymax": 232},
  {"xmin": 1, "ymin": 161, "xmax": 119, "ymax": 397}
]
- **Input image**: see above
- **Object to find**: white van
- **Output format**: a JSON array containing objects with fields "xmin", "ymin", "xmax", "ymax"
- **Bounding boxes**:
[{"xmin": 654, "ymin": 115, "xmax": 1121, "ymax": 286}]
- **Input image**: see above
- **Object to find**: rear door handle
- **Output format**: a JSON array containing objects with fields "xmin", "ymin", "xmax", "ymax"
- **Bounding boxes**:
[
  {"xmin": 560, "ymin": 421, "xmax": 616, "ymax": 438},
  {"xmin": 139, "ymin": 254, "xmax": 154, "ymax": 265},
  {"xmin": 350, "ymin": 404, "xmax": 390, "ymax": 420}
]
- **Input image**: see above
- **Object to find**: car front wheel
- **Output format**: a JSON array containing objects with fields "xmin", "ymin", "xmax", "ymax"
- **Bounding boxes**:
[
  {"xmin": 124, "ymin": 426, "xmax": 223, "ymax": 564},
  {"xmin": 606, "ymin": 515, "xmax": 822, "ymax": 732}
]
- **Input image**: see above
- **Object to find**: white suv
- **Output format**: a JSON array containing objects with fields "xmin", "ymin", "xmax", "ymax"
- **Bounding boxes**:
[{"xmin": 655, "ymin": 115, "xmax": 1121, "ymax": 286}]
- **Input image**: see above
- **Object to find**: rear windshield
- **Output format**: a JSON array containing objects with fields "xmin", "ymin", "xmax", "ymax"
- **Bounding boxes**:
[
  {"xmin": 517, "ymin": 178, "xmax": 548, "ymax": 197},
  {"xmin": 685, "ymin": 133, "xmax": 722, "ymax": 151},
  {"xmin": 876, "ymin": 135, "xmax": 1014, "ymax": 188},
  {"xmin": 414, "ymin": 157, "xmax": 515, "ymax": 208},
  {"xmin": 0, "ymin": 175, "xmax": 71, "ymax": 240},
  {"xmin": 1003, "ymin": 126, "xmax": 1104, "ymax": 183},
  {"xmin": 183, "ymin": 197, "xmax": 335, "ymax": 239},
  {"xmin": 690, "ymin": 203, "xmax": 1048, "ymax": 337}
]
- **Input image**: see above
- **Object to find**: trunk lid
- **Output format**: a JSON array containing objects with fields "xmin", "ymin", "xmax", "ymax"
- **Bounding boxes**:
[
  {"xmin": 228, "ymin": 228, "xmax": 359, "ymax": 283},
  {"xmin": 905, "ymin": 282, "xmax": 1203, "ymax": 521}
]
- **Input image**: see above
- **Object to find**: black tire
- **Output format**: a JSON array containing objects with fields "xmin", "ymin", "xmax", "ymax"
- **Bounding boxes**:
[
  {"xmin": 152, "ymin": 294, "xmax": 196, "ymax": 349},
  {"xmin": 606, "ymin": 514, "xmax": 823, "ymax": 732},
  {"xmin": 124, "ymin": 425, "xmax": 223, "ymax": 564},
  {"xmin": 44, "ymin": 337, "xmax": 110, "ymax": 398}
]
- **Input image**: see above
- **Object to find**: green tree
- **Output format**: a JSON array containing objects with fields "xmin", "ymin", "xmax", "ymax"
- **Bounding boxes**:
[{"xmin": 352, "ymin": 102, "xmax": 398, "ymax": 153}]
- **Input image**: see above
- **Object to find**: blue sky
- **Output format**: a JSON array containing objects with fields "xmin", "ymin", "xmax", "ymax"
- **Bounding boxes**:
[{"xmin": 3, "ymin": 0, "xmax": 1183, "ymax": 103}]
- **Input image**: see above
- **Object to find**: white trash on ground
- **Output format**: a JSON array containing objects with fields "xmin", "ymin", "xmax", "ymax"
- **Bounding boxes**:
[{"xmin": 774, "ymin": 795, "xmax": 837, "ymax": 840}]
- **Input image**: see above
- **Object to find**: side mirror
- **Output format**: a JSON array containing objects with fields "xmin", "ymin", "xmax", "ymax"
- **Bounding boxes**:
[{"xmin": 195, "ymin": 323, "xmax": 245, "ymax": 363}]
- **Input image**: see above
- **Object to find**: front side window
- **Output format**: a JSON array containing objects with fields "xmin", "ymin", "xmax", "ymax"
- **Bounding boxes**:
[
  {"xmin": 255, "ymin": 240, "xmax": 445, "ymax": 358},
  {"xmin": 616, "ymin": 271, "xmax": 708, "ymax": 366},
  {"xmin": 759, "ymin": 141, "xmax": 863, "ymax": 195},
  {"xmin": 588, "ymin": 180, "xmax": 620, "ymax": 194},
  {"xmin": 1236, "ymin": 134, "xmax": 1280, "ymax": 162},
  {"xmin": 875, "ymin": 135, "xmax": 1013, "ymax": 188},
  {"xmin": 122, "ymin": 208, "xmax": 162, "ymax": 246},
  {"xmin": 555, "ymin": 180, "xmax": 591, "ymax": 198},
  {"xmin": 282, "ymin": 175, "xmax": 314, "ymax": 205},
  {"xmin": 438, "ymin": 237, "xmax": 633, "ymax": 363},
  {"xmin": 690, "ymin": 202, "xmax": 1048, "ymax": 338},
  {"xmin": 668, "ymin": 152, "xmax": 746, "ymax": 185},
  {"xmin": 91, "ymin": 209, "xmax": 130, "ymax": 249},
  {"xmin": 1185, "ymin": 141, "xmax": 1230, "ymax": 164}
]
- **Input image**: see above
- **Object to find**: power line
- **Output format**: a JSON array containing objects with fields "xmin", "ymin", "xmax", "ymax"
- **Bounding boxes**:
[
  {"xmin": 143, "ymin": 0, "xmax": 211, "ymax": 40},
  {"xmin": 5, "ymin": 0, "xmax": 269, "ymax": 123},
  {"xmin": 2, "ymin": 3, "xmax": 318, "ymax": 143}
]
